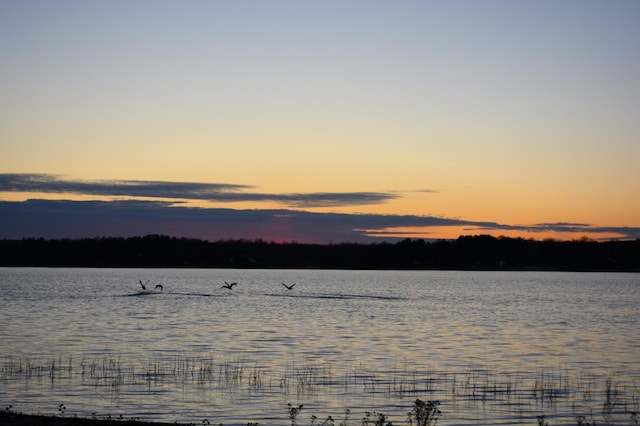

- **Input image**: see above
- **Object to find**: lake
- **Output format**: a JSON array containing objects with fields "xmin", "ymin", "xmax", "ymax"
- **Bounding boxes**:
[{"xmin": 1, "ymin": 268, "xmax": 638, "ymax": 425}]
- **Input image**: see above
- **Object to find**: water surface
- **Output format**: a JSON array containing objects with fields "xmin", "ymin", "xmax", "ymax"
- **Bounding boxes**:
[{"xmin": 1, "ymin": 268, "xmax": 638, "ymax": 425}]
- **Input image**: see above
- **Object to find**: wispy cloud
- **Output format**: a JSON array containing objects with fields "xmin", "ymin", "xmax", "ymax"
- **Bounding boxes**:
[
  {"xmin": 0, "ymin": 174, "xmax": 398, "ymax": 208},
  {"xmin": 0, "ymin": 173, "xmax": 250, "ymax": 197}
]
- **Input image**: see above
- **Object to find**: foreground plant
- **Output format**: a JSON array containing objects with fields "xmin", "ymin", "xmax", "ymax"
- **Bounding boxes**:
[
  {"xmin": 407, "ymin": 399, "xmax": 440, "ymax": 426},
  {"xmin": 288, "ymin": 403, "xmax": 304, "ymax": 426},
  {"xmin": 362, "ymin": 410, "xmax": 393, "ymax": 426}
]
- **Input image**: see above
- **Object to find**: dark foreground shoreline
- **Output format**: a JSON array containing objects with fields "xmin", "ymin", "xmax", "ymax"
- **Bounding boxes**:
[{"xmin": 0, "ymin": 412, "xmax": 176, "ymax": 426}]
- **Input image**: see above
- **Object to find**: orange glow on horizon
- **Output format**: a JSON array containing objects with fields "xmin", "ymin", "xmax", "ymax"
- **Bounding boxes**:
[{"xmin": 365, "ymin": 226, "xmax": 629, "ymax": 242}]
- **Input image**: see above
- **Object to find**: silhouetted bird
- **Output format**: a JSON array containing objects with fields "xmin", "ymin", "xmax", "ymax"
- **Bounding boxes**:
[
  {"xmin": 282, "ymin": 282, "xmax": 296, "ymax": 290},
  {"xmin": 155, "ymin": 284, "xmax": 163, "ymax": 292},
  {"xmin": 139, "ymin": 280, "xmax": 147, "ymax": 290},
  {"xmin": 221, "ymin": 281, "xmax": 237, "ymax": 290}
]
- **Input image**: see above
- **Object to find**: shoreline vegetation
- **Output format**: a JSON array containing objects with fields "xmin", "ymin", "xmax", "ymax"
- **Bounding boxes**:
[
  {"xmin": 2, "ymin": 403, "xmax": 638, "ymax": 426},
  {"xmin": 0, "ymin": 234, "xmax": 639, "ymax": 271}
]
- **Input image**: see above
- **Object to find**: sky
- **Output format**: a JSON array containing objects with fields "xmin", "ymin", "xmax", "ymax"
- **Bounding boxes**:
[{"xmin": 1, "ymin": 0, "xmax": 639, "ymax": 243}]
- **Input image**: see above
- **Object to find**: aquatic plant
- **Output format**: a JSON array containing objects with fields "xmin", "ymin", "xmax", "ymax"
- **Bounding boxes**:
[
  {"xmin": 2, "ymin": 352, "xmax": 639, "ymax": 425},
  {"xmin": 603, "ymin": 375, "xmax": 619, "ymax": 416},
  {"xmin": 575, "ymin": 414, "xmax": 593, "ymax": 426},
  {"xmin": 287, "ymin": 403, "xmax": 304, "ymax": 426},
  {"xmin": 290, "ymin": 362, "xmax": 334, "ymax": 396}
]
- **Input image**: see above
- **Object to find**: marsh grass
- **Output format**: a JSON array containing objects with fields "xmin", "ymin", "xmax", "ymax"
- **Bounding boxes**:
[{"xmin": 1, "ymin": 353, "xmax": 638, "ymax": 425}]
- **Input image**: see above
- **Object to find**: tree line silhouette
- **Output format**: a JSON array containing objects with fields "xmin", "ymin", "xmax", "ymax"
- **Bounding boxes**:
[{"xmin": 1, "ymin": 234, "xmax": 639, "ymax": 271}]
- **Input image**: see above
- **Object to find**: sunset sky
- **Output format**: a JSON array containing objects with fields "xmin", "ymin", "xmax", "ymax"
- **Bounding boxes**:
[{"xmin": 1, "ymin": 1, "xmax": 639, "ymax": 243}]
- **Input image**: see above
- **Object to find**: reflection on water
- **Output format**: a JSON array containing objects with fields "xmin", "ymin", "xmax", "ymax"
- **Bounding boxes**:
[{"xmin": 1, "ymin": 268, "xmax": 638, "ymax": 425}]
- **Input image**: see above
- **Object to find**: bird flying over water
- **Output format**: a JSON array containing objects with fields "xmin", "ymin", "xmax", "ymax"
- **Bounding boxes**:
[
  {"xmin": 282, "ymin": 282, "xmax": 296, "ymax": 290},
  {"xmin": 139, "ymin": 280, "xmax": 147, "ymax": 290},
  {"xmin": 221, "ymin": 281, "xmax": 237, "ymax": 290},
  {"xmin": 155, "ymin": 284, "xmax": 163, "ymax": 292}
]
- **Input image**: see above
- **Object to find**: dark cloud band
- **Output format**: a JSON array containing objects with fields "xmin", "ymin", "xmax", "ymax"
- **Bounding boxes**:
[
  {"xmin": 0, "ymin": 173, "xmax": 397, "ymax": 207},
  {"xmin": 1, "ymin": 199, "xmax": 638, "ymax": 242}
]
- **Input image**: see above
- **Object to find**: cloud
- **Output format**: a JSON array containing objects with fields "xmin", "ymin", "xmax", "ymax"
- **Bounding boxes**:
[
  {"xmin": 2, "ymin": 174, "xmax": 638, "ymax": 242},
  {"xmin": 0, "ymin": 173, "xmax": 397, "ymax": 208},
  {"xmin": 1, "ymin": 199, "xmax": 638, "ymax": 243},
  {"xmin": 0, "ymin": 199, "xmax": 454, "ymax": 243}
]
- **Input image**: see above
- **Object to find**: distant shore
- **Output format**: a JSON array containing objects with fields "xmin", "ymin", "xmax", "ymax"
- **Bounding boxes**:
[{"xmin": 1, "ymin": 234, "xmax": 639, "ymax": 271}]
